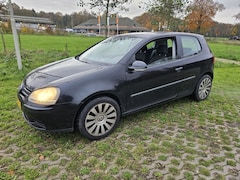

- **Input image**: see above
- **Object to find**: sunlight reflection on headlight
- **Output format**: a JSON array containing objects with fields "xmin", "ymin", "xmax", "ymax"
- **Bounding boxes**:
[{"xmin": 29, "ymin": 87, "xmax": 60, "ymax": 105}]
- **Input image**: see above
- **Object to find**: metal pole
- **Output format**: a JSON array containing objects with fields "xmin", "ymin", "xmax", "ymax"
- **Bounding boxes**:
[
  {"xmin": 71, "ymin": 15, "xmax": 73, "ymax": 29},
  {"xmin": 8, "ymin": 0, "xmax": 22, "ymax": 70},
  {"xmin": 98, "ymin": 15, "xmax": 101, "ymax": 35},
  {"xmin": 116, "ymin": 14, "xmax": 118, "ymax": 35},
  {"xmin": 107, "ymin": 16, "xmax": 110, "ymax": 37},
  {"xmin": 99, "ymin": 22, "xmax": 101, "ymax": 35}
]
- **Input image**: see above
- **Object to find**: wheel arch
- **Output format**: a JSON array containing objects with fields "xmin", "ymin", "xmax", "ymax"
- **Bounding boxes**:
[
  {"xmin": 193, "ymin": 71, "xmax": 213, "ymax": 90},
  {"xmin": 194, "ymin": 69, "xmax": 213, "ymax": 83},
  {"xmin": 192, "ymin": 73, "xmax": 213, "ymax": 101},
  {"xmin": 205, "ymin": 71, "xmax": 213, "ymax": 79},
  {"xmin": 73, "ymin": 92, "xmax": 122, "ymax": 128}
]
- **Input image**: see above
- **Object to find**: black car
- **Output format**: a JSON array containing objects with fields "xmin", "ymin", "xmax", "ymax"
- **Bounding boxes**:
[
  {"xmin": 229, "ymin": 36, "xmax": 239, "ymax": 40},
  {"xmin": 18, "ymin": 32, "xmax": 214, "ymax": 140}
]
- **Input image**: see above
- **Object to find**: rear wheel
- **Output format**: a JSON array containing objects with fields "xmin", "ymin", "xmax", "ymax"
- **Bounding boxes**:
[
  {"xmin": 77, "ymin": 97, "xmax": 120, "ymax": 140},
  {"xmin": 193, "ymin": 74, "xmax": 212, "ymax": 101}
]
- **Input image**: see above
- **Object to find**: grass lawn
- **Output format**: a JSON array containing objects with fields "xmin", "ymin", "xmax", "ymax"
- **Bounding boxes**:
[
  {"xmin": 208, "ymin": 41, "xmax": 240, "ymax": 61},
  {"xmin": 1, "ymin": 34, "xmax": 103, "ymax": 56},
  {"xmin": 0, "ymin": 35, "xmax": 240, "ymax": 179},
  {"xmin": 1, "ymin": 34, "xmax": 240, "ymax": 61}
]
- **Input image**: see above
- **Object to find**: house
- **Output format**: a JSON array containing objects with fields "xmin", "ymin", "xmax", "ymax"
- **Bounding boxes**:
[
  {"xmin": 0, "ymin": 14, "xmax": 54, "ymax": 31},
  {"xmin": 73, "ymin": 17, "xmax": 150, "ymax": 35}
]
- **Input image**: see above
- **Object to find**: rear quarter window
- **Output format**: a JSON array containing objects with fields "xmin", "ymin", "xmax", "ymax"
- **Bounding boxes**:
[{"xmin": 180, "ymin": 36, "xmax": 202, "ymax": 57}]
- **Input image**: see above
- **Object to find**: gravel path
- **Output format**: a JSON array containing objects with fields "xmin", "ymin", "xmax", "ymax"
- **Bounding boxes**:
[{"xmin": 216, "ymin": 58, "xmax": 240, "ymax": 65}]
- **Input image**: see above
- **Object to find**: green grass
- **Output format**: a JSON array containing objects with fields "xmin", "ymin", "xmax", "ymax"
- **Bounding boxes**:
[
  {"xmin": 1, "ymin": 34, "xmax": 240, "ymax": 61},
  {"xmin": 0, "ymin": 35, "xmax": 240, "ymax": 179},
  {"xmin": 207, "ymin": 38, "xmax": 240, "ymax": 61},
  {"xmin": 208, "ymin": 42, "xmax": 240, "ymax": 61},
  {"xmin": 1, "ymin": 34, "xmax": 103, "ymax": 56}
]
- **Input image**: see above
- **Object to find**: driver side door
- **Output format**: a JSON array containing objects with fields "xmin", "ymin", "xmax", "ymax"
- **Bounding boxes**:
[{"xmin": 125, "ymin": 37, "xmax": 185, "ymax": 112}]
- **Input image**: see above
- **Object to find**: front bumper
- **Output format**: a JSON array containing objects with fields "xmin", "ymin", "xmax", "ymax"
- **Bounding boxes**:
[
  {"xmin": 18, "ymin": 84, "xmax": 78, "ymax": 132},
  {"xmin": 20, "ymin": 102, "xmax": 77, "ymax": 132}
]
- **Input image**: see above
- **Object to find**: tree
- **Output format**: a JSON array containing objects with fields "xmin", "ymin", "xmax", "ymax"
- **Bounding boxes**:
[
  {"xmin": 146, "ymin": 0, "xmax": 189, "ymax": 31},
  {"xmin": 11, "ymin": 3, "xmax": 96, "ymax": 29},
  {"xmin": 234, "ymin": 4, "xmax": 240, "ymax": 21},
  {"xmin": 0, "ymin": 1, "xmax": 7, "ymax": 53},
  {"xmin": 234, "ymin": 13, "xmax": 240, "ymax": 21},
  {"xmin": 0, "ymin": 0, "xmax": 7, "ymax": 14},
  {"xmin": 78, "ymin": 0, "xmax": 132, "ymax": 37},
  {"xmin": 185, "ymin": 0, "xmax": 225, "ymax": 34},
  {"xmin": 134, "ymin": 13, "xmax": 159, "ymax": 31}
]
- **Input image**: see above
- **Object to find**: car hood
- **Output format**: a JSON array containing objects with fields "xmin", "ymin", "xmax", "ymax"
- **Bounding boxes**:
[{"xmin": 25, "ymin": 57, "xmax": 107, "ymax": 90}]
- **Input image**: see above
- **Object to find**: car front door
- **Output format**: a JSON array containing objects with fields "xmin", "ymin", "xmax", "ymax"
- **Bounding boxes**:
[{"xmin": 125, "ymin": 37, "xmax": 187, "ymax": 112}]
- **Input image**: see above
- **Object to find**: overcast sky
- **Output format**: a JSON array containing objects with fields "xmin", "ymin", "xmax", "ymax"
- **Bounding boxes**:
[{"xmin": 12, "ymin": 0, "xmax": 240, "ymax": 24}]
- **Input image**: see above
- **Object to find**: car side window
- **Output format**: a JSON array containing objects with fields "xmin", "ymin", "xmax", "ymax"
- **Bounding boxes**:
[
  {"xmin": 180, "ymin": 36, "xmax": 202, "ymax": 57},
  {"xmin": 135, "ymin": 37, "xmax": 177, "ymax": 66}
]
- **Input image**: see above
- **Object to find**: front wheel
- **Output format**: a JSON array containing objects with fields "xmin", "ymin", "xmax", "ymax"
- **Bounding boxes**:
[
  {"xmin": 193, "ymin": 74, "xmax": 212, "ymax": 101},
  {"xmin": 77, "ymin": 97, "xmax": 120, "ymax": 140}
]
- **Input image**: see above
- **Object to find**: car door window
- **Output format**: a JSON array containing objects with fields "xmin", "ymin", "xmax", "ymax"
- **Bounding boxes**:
[
  {"xmin": 180, "ymin": 36, "xmax": 202, "ymax": 57},
  {"xmin": 135, "ymin": 37, "xmax": 177, "ymax": 66}
]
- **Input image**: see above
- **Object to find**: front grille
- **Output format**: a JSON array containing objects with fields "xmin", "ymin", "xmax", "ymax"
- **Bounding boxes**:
[{"xmin": 19, "ymin": 84, "xmax": 32, "ymax": 102}]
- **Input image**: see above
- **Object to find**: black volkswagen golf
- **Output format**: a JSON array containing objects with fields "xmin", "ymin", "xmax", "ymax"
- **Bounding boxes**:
[{"xmin": 18, "ymin": 32, "xmax": 214, "ymax": 140}]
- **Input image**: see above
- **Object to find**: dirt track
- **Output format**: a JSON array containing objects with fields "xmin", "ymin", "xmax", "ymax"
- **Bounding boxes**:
[{"xmin": 216, "ymin": 58, "xmax": 240, "ymax": 65}]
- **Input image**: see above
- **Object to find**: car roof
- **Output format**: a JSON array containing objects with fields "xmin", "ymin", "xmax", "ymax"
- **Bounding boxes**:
[{"xmin": 117, "ymin": 32, "xmax": 203, "ymax": 39}]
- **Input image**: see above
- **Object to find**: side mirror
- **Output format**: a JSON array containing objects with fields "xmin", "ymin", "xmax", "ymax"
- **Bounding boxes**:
[{"xmin": 128, "ymin": 61, "xmax": 147, "ymax": 72}]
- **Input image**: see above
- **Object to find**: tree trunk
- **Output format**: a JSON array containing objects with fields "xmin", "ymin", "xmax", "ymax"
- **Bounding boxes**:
[
  {"xmin": 105, "ymin": 0, "xmax": 110, "ymax": 38},
  {"xmin": 0, "ymin": 27, "xmax": 7, "ymax": 54}
]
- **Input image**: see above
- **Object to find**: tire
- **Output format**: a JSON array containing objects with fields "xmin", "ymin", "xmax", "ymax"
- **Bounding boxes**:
[
  {"xmin": 193, "ymin": 74, "xmax": 212, "ymax": 101},
  {"xmin": 77, "ymin": 97, "xmax": 120, "ymax": 140}
]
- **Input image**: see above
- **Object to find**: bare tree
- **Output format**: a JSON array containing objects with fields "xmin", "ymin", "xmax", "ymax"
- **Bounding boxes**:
[
  {"xmin": 234, "ymin": 13, "xmax": 240, "ymax": 21},
  {"xmin": 234, "ymin": 4, "xmax": 240, "ymax": 21}
]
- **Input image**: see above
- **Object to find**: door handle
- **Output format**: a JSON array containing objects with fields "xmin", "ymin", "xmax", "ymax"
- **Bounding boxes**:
[{"xmin": 175, "ymin": 67, "xmax": 183, "ymax": 72}]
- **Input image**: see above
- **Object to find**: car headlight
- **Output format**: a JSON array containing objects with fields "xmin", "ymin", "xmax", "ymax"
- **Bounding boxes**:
[{"xmin": 28, "ymin": 87, "xmax": 60, "ymax": 105}]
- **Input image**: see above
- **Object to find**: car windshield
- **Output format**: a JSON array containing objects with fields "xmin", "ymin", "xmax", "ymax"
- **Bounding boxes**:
[{"xmin": 78, "ymin": 36, "xmax": 143, "ymax": 64}]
